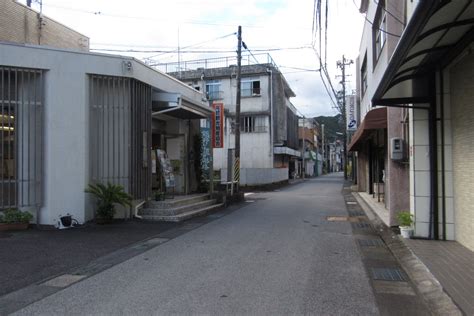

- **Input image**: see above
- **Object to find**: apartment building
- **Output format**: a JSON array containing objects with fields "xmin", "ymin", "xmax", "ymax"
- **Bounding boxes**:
[{"xmin": 163, "ymin": 55, "xmax": 300, "ymax": 186}]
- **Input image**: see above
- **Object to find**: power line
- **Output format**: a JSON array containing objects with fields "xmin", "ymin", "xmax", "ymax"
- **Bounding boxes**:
[
  {"xmin": 373, "ymin": 0, "xmax": 405, "ymax": 26},
  {"xmin": 351, "ymin": 0, "xmax": 401, "ymax": 38},
  {"xmin": 90, "ymin": 45, "xmax": 312, "ymax": 54},
  {"xmin": 40, "ymin": 3, "xmax": 312, "ymax": 30}
]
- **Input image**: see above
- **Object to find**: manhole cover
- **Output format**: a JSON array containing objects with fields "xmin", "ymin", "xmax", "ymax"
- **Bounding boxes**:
[
  {"xmin": 358, "ymin": 238, "xmax": 385, "ymax": 247},
  {"xmin": 371, "ymin": 268, "xmax": 406, "ymax": 281}
]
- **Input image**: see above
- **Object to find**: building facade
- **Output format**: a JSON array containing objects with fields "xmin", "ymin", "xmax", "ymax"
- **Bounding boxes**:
[
  {"xmin": 163, "ymin": 55, "xmax": 300, "ymax": 186},
  {"xmin": 0, "ymin": 41, "xmax": 211, "ymax": 226},
  {"xmin": 349, "ymin": 0, "xmax": 409, "ymax": 226},
  {"xmin": 372, "ymin": 0, "xmax": 474, "ymax": 249}
]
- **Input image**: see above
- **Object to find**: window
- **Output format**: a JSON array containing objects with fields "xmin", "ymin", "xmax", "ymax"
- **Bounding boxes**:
[
  {"xmin": 373, "ymin": 1, "xmax": 387, "ymax": 62},
  {"xmin": 241, "ymin": 78, "xmax": 261, "ymax": 97},
  {"xmin": 205, "ymin": 80, "xmax": 222, "ymax": 100},
  {"xmin": 361, "ymin": 54, "xmax": 368, "ymax": 97},
  {"xmin": 230, "ymin": 115, "xmax": 268, "ymax": 133}
]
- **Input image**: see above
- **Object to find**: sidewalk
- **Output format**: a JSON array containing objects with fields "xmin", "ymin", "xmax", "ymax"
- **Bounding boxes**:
[
  {"xmin": 0, "ymin": 220, "xmax": 177, "ymax": 296},
  {"xmin": 356, "ymin": 191, "xmax": 474, "ymax": 315}
]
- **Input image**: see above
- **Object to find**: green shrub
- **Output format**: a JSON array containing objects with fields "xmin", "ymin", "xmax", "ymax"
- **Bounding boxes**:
[
  {"xmin": 0, "ymin": 209, "xmax": 33, "ymax": 224},
  {"xmin": 397, "ymin": 211, "xmax": 413, "ymax": 227},
  {"xmin": 85, "ymin": 183, "xmax": 132, "ymax": 221}
]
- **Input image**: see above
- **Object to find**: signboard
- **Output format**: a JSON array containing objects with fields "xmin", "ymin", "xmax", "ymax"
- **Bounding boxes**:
[
  {"xmin": 211, "ymin": 103, "xmax": 224, "ymax": 148},
  {"xmin": 156, "ymin": 149, "xmax": 175, "ymax": 188},
  {"xmin": 200, "ymin": 126, "xmax": 211, "ymax": 180},
  {"xmin": 346, "ymin": 94, "xmax": 357, "ymax": 131}
]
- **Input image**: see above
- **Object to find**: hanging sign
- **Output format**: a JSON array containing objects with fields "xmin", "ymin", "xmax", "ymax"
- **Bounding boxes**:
[{"xmin": 211, "ymin": 103, "xmax": 224, "ymax": 148}]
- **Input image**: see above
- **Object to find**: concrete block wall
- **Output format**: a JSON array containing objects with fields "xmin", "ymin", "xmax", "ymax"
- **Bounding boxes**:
[
  {"xmin": 450, "ymin": 52, "xmax": 474, "ymax": 251},
  {"xmin": 0, "ymin": 0, "xmax": 89, "ymax": 51}
]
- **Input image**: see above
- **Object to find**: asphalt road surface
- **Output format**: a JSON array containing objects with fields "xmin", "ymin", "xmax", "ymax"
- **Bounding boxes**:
[{"xmin": 15, "ymin": 173, "xmax": 380, "ymax": 315}]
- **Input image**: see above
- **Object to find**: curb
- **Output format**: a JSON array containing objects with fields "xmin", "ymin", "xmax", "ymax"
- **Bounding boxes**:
[{"xmin": 353, "ymin": 192, "xmax": 462, "ymax": 316}]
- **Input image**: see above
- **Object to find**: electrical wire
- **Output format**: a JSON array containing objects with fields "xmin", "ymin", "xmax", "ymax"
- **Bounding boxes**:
[
  {"xmin": 373, "ymin": 0, "xmax": 405, "ymax": 26},
  {"xmin": 351, "ymin": 0, "xmax": 401, "ymax": 38},
  {"xmin": 39, "ymin": 3, "xmax": 311, "ymax": 30}
]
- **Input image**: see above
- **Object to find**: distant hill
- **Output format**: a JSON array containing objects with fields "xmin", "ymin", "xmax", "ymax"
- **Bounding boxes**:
[{"xmin": 314, "ymin": 114, "xmax": 344, "ymax": 140}]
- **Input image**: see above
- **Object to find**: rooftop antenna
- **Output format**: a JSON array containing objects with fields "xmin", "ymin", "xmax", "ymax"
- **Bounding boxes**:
[{"xmin": 178, "ymin": 27, "xmax": 181, "ymax": 78}]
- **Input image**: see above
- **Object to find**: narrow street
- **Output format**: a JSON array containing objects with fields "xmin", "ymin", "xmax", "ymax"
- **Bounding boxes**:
[{"xmin": 13, "ymin": 174, "xmax": 426, "ymax": 315}]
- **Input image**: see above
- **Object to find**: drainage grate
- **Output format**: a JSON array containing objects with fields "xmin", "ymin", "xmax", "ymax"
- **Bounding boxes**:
[
  {"xmin": 358, "ymin": 239, "xmax": 385, "ymax": 247},
  {"xmin": 348, "ymin": 210, "xmax": 365, "ymax": 217},
  {"xmin": 352, "ymin": 222, "xmax": 371, "ymax": 229},
  {"xmin": 371, "ymin": 268, "xmax": 406, "ymax": 281}
]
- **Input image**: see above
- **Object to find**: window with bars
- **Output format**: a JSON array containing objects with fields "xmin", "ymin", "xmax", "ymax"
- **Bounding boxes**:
[
  {"xmin": 0, "ymin": 67, "xmax": 43, "ymax": 210},
  {"xmin": 230, "ymin": 115, "xmax": 268, "ymax": 133}
]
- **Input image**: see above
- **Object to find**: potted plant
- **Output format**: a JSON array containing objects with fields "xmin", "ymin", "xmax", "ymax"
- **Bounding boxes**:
[
  {"xmin": 397, "ymin": 211, "xmax": 414, "ymax": 238},
  {"xmin": 154, "ymin": 190, "xmax": 165, "ymax": 201},
  {"xmin": 85, "ymin": 182, "xmax": 132, "ymax": 224},
  {"xmin": 0, "ymin": 208, "xmax": 33, "ymax": 231}
]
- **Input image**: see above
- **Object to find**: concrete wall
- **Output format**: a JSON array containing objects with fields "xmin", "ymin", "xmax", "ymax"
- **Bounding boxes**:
[
  {"xmin": 0, "ymin": 42, "xmax": 205, "ymax": 225},
  {"xmin": 0, "ymin": 0, "xmax": 89, "ymax": 51},
  {"xmin": 221, "ymin": 167, "xmax": 288, "ymax": 186},
  {"xmin": 450, "ymin": 52, "xmax": 474, "ymax": 251},
  {"xmin": 386, "ymin": 107, "xmax": 409, "ymax": 225}
]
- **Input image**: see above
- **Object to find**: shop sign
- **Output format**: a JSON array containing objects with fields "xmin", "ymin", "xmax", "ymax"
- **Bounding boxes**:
[{"xmin": 212, "ymin": 103, "xmax": 224, "ymax": 148}]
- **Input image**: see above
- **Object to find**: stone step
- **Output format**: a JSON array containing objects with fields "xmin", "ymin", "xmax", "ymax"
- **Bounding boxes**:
[
  {"xmin": 140, "ymin": 203, "xmax": 224, "ymax": 222},
  {"xmin": 140, "ymin": 199, "xmax": 217, "ymax": 216},
  {"xmin": 146, "ymin": 194, "xmax": 209, "ymax": 209}
]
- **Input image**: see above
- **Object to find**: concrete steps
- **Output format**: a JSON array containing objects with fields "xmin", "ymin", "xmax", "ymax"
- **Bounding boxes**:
[{"xmin": 139, "ymin": 194, "xmax": 224, "ymax": 222}]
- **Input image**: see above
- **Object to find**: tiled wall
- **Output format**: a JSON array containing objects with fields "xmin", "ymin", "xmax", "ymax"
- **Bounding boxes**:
[
  {"xmin": 450, "ymin": 52, "xmax": 474, "ymax": 251},
  {"xmin": 409, "ymin": 81, "xmax": 456, "ymax": 240}
]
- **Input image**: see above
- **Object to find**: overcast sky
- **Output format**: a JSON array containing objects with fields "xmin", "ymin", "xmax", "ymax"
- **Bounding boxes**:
[{"xmin": 24, "ymin": 0, "xmax": 364, "ymax": 117}]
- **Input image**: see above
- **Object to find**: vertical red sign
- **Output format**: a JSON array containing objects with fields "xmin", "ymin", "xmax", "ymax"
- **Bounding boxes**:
[{"xmin": 212, "ymin": 103, "xmax": 224, "ymax": 148}]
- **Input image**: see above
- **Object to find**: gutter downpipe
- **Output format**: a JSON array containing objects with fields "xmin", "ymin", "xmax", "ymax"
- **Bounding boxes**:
[
  {"xmin": 267, "ymin": 68, "xmax": 273, "ymax": 157},
  {"xmin": 428, "ymin": 74, "xmax": 439, "ymax": 240},
  {"xmin": 439, "ymin": 69, "xmax": 447, "ymax": 241}
]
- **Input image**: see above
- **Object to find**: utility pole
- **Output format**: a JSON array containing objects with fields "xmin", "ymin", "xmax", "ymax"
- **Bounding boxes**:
[
  {"xmin": 234, "ymin": 26, "xmax": 242, "ymax": 192},
  {"xmin": 337, "ymin": 55, "xmax": 353, "ymax": 180}
]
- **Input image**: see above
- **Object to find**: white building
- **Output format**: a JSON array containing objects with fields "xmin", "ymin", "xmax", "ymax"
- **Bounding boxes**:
[
  {"xmin": 164, "ymin": 55, "xmax": 301, "ymax": 186},
  {"xmin": 0, "ymin": 41, "xmax": 212, "ymax": 226}
]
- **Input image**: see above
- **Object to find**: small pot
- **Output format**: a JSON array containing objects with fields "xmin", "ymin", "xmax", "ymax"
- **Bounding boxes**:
[
  {"xmin": 0, "ymin": 222, "xmax": 29, "ymax": 231},
  {"xmin": 400, "ymin": 226, "xmax": 413, "ymax": 239}
]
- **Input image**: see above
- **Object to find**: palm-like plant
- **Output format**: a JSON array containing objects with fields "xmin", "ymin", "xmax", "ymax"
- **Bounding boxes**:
[{"xmin": 85, "ymin": 183, "xmax": 132, "ymax": 222}]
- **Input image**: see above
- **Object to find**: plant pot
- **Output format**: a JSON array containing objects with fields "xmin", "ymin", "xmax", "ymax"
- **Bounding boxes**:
[
  {"xmin": 0, "ymin": 222, "xmax": 29, "ymax": 231},
  {"xmin": 400, "ymin": 226, "xmax": 413, "ymax": 239}
]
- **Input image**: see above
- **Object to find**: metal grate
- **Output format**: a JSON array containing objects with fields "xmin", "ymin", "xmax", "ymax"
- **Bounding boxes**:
[
  {"xmin": 358, "ymin": 238, "xmax": 385, "ymax": 247},
  {"xmin": 0, "ymin": 67, "xmax": 43, "ymax": 210},
  {"xmin": 349, "ymin": 210, "xmax": 365, "ymax": 217},
  {"xmin": 89, "ymin": 76, "xmax": 151, "ymax": 200},
  {"xmin": 371, "ymin": 268, "xmax": 406, "ymax": 281},
  {"xmin": 352, "ymin": 222, "xmax": 371, "ymax": 229}
]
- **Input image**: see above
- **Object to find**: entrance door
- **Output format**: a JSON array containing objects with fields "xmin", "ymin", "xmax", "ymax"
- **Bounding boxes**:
[{"xmin": 166, "ymin": 136, "xmax": 185, "ymax": 194}]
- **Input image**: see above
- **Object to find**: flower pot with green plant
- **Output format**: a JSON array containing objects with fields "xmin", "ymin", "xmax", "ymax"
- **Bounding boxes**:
[
  {"xmin": 397, "ymin": 211, "xmax": 414, "ymax": 238},
  {"xmin": 85, "ymin": 183, "xmax": 132, "ymax": 224},
  {"xmin": 0, "ymin": 208, "xmax": 33, "ymax": 231}
]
